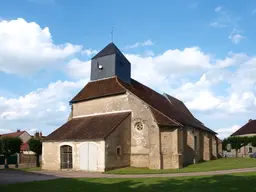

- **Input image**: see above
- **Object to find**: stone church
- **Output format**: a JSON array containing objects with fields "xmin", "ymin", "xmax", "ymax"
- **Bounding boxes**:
[{"xmin": 42, "ymin": 43, "xmax": 222, "ymax": 172}]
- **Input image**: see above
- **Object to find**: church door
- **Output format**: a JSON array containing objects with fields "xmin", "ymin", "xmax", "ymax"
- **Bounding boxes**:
[
  {"xmin": 80, "ymin": 142, "xmax": 98, "ymax": 171},
  {"xmin": 60, "ymin": 145, "xmax": 73, "ymax": 169}
]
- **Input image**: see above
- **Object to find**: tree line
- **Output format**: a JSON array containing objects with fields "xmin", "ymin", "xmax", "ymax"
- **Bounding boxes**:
[
  {"xmin": 0, "ymin": 132, "xmax": 42, "ymax": 168},
  {"xmin": 222, "ymin": 136, "xmax": 256, "ymax": 157}
]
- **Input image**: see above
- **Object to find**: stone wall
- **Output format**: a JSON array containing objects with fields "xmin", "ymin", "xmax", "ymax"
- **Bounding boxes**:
[
  {"xmin": 42, "ymin": 141, "xmax": 105, "ymax": 171},
  {"xmin": 211, "ymin": 136, "xmax": 217, "ymax": 159},
  {"xmin": 183, "ymin": 127, "xmax": 201, "ymax": 165},
  {"xmin": 160, "ymin": 127, "xmax": 183, "ymax": 169},
  {"xmin": 182, "ymin": 126, "xmax": 216, "ymax": 165},
  {"xmin": 160, "ymin": 127, "xmax": 174, "ymax": 169},
  {"xmin": 203, "ymin": 133, "xmax": 211, "ymax": 161},
  {"xmin": 105, "ymin": 114, "xmax": 131, "ymax": 170}
]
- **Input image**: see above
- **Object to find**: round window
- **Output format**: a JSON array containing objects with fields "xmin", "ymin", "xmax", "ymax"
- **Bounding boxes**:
[{"xmin": 135, "ymin": 122, "xmax": 143, "ymax": 131}]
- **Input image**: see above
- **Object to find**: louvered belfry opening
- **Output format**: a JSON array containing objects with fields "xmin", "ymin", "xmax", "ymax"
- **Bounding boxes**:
[{"xmin": 60, "ymin": 145, "xmax": 73, "ymax": 169}]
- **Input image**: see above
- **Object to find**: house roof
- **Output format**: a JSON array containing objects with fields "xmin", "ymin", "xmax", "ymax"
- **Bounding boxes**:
[
  {"xmin": 231, "ymin": 119, "xmax": 256, "ymax": 136},
  {"xmin": 0, "ymin": 131, "xmax": 26, "ymax": 138},
  {"xmin": 70, "ymin": 76, "xmax": 216, "ymax": 134},
  {"xmin": 44, "ymin": 112, "xmax": 131, "ymax": 141}
]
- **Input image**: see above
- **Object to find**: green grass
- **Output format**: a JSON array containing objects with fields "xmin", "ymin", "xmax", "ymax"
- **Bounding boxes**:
[
  {"xmin": 1, "ymin": 172, "xmax": 256, "ymax": 192},
  {"xmin": 106, "ymin": 158, "xmax": 256, "ymax": 174}
]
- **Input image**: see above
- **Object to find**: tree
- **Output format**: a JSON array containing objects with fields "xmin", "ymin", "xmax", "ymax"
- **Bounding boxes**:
[
  {"xmin": 28, "ymin": 137, "xmax": 42, "ymax": 167},
  {"xmin": 227, "ymin": 136, "xmax": 249, "ymax": 157},
  {"xmin": 0, "ymin": 136, "xmax": 22, "ymax": 168},
  {"xmin": 250, "ymin": 136, "xmax": 256, "ymax": 147},
  {"xmin": 222, "ymin": 138, "xmax": 228, "ymax": 151}
]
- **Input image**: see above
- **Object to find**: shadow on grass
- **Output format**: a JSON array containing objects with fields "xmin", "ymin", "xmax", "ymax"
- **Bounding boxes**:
[{"xmin": 1, "ymin": 173, "xmax": 256, "ymax": 192}]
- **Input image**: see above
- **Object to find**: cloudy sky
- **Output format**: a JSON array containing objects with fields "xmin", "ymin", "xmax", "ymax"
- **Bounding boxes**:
[{"xmin": 0, "ymin": 0, "xmax": 256, "ymax": 139}]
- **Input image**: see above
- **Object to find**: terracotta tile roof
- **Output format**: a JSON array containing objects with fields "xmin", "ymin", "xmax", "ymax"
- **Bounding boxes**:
[
  {"xmin": 1, "ymin": 131, "xmax": 25, "ymax": 138},
  {"xmin": 70, "ymin": 77, "xmax": 126, "ymax": 103},
  {"xmin": 231, "ymin": 120, "xmax": 256, "ymax": 136},
  {"xmin": 164, "ymin": 94, "xmax": 194, "ymax": 117},
  {"xmin": 150, "ymin": 107, "xmax": 181, "ymax": 127},
  {"xmin": 70, "ymin": 76, "xmax": 216, "ymax": 134},
  {"xmin": 44, "ymin": 112, "xmax": 131, "ymax": 141}
]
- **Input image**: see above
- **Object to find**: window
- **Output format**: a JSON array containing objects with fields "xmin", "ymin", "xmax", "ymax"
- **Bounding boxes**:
[
  {"xmin": 116, "ymin": 146, "xmax": 121, "ymax": 156},
  {"xmin": 248, "ymin": 147, "xmax": 253, "ymax": 153},
  {"xmin": 194, "ymin": 135, "xmax": 197, "ymax": 150},
  {"xmin": 134, "ymin": 122, "xmax": 144, "ymax": 131}
]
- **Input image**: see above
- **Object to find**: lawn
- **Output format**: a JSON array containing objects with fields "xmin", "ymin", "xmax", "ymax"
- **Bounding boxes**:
[
  {"xmin": 1, "ymin": 172, "xmax": 256, "ymax": 192},
  {"xmin": 106, "ymin": 158, "xmax": 256, "ymax": 174}
]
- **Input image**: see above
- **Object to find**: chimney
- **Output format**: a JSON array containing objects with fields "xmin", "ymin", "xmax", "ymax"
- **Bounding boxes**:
[
  {"xmin": 39, "ymin": 132, "xmax": 42, "ymax": 137},
  {"xmin": 248, "ymin": 119, "xmax": 252, "ymax": 122},
  {"xmin": 17, "ymin": 129, "xmax": 20, "ymax": 132}
]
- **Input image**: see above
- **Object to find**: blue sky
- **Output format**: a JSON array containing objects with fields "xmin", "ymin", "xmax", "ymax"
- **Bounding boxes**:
[{"xmin": 0, "ymin": 0, "xmax": 256, "ymax": 138}]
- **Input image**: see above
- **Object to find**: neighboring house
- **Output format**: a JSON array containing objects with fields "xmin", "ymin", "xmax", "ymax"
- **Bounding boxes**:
[
  {"xmin": 228, "ymin": 119, "xmax": 256, "ymax": 157},
  {"xmin": 42, "ymin": 42, "xmax": 222, "ymax": 172},
  {"xmin": 0, "ymin": 130, "xmax": 44, "ymax": 154},
  {"xmin": 1, "ymin": 130, "xmax": 32, "ymax": 153}
]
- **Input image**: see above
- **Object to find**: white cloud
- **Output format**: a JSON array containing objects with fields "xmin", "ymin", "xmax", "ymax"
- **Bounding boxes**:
[
  {"xmin": 185, "ymin": 91, "xmax": 221, "ymax": 111},
  {"xmin": 228, "ymin": 29, "xmax": 245, "ymax": 44},
  {"xmin": 215, "ymin": 124, "xmax": 241, "ymax": 139},
  {"xmin": 0, "ymin": 18, "xmax": 82, "ymax": 75},
  {"xmin": 210, "ymin": 7, "xmax": 231, "ymax": 28},
  {"xmin": 0, "ymin": 79, "xmax": 88, "ymax": 135},
  {"xmin": 214, "ymin": 6, "xmax": 222, "ymax": 12},
  {"xmin": 0, "ymin": 128, "xmax": 12, "ymax": 134},
  {"xmin": 82, "ymin": 49, "xmax": 98, "ymax": 57},
  {"xmin": 210, "ymin": 7, "xmax": 240, "ymax": 29},
  {"xmin": 125, "ymin": 40, "xmax": 154, "ymax": 49},
  {"xmin": 0, "ymin": 79, "xmax": 86, "ymax": 123},
  {"xmin": 66, "ymin": 59, "xmax": 91, "ymax": 79}
]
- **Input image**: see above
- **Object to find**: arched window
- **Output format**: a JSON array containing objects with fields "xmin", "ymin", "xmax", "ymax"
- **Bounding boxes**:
[{"xmin": 60, "ymin": 145, "xmax": 73, "ymax": 169}]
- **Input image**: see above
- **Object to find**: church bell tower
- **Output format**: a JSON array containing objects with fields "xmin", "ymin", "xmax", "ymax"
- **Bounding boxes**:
[{"xmin": 90, "ymin": 43, "xmax": 131, "ymax": 83}]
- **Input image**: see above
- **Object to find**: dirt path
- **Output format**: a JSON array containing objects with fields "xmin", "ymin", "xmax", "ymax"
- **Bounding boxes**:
[{"xmin": 32, "ymin": 167, "xmax": 256, "ymax": 178}]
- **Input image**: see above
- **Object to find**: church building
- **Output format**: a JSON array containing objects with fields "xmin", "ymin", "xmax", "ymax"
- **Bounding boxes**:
[{"xmin": 42, "ymin": 43, "xmax": 222, "ymax": 172}]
